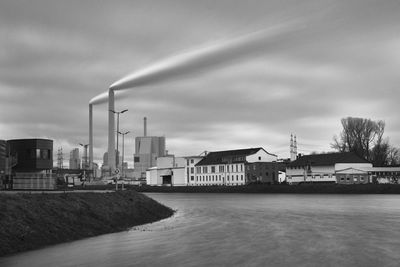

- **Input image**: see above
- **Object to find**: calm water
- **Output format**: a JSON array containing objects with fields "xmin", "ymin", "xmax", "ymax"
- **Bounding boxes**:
[{"xmin": 1, "ymin": 193, "xmax": 400, "ymax": 267}]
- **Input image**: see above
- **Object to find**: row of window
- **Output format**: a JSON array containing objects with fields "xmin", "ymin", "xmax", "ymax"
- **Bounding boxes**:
[
  {"xmin": 339, "ymin": 176, "xmax": 365, "ymax": 182},
  {"xmin": 195, "ymin": 164, "xmax": 244, "ymax": 174},
  {"xmin": 195, "ymin": 174, "xmax": 244, "ymax": 183}
]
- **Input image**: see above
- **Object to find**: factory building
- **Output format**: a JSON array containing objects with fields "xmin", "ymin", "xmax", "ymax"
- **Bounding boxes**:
[
  {"xmin": 133, "ymin": 117, "xmax": 166, "ymax": 179},
  {"xmin": 194, "ymin": 147, "xmax": 278, "ymax": 186},
  {"xmin": 286, "ymin": 152, "xmax": 373, "ymax": 184},
  {"xmin": 4, "ymin": 139, "xmax": 56, "ymax": 190},
  {"xmin": 69, "ymin": 148, "xmax": 80, "ymax": 169},
  {"xmin": 146, "ymin": 156, "xmax": 186, "ymax": 186}
]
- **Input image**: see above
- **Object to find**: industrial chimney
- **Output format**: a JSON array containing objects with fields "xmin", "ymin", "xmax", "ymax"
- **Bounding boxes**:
[{"xmin": 144, "ymin": 117, "xmax": 147, "ymax": 137}]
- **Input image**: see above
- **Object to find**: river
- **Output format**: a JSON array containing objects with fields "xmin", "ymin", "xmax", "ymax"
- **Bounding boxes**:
[{"xmin": 1, "ymin": 193, "xmax": 400, "ymax": 266}]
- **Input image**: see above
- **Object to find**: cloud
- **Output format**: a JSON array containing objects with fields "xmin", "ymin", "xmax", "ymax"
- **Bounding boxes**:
[{"xmin": 1, "ymin": 0, "xmax": 400, "ymax": 167}]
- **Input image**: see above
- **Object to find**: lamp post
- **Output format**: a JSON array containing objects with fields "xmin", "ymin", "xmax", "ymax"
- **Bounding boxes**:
[
  {"xmin": 109, "ymin": 109, "xmax": 128, "ymax": 170},
  {"xmin": 79, "ymin": 143, "xmax": 89, "ymax": 182},
  {"xmin": 118, "ymin": 131, "xmax": 130, "ymax": 179},
  {"xmin": 118, "ymin": 130, "xmax": 130, "ymax": 190}
]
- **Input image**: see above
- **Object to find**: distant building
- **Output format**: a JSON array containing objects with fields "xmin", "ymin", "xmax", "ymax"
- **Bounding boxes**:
[
  {"xmin": 133, "ymin": 118, "xmax": 166, "ymax": 179},
  {"xmin": 69, "ymin": 148, "xmax": 80, "ymax": 169},
  {"xmin": 101, "ymin": 150, "xmax": 119, "ymax": 177},
  {"xmin": 194, "ymin": 147, "xmax": 278, "ymax": 186},
  {"xmin": 286, "ymin": 152, "xmax": 372, "ymax": 184}
]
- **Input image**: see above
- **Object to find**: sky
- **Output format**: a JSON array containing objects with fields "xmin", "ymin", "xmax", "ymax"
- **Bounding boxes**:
[{"xmin": 1, "ymin": 0, "xmax": 399, "ymax": 168}]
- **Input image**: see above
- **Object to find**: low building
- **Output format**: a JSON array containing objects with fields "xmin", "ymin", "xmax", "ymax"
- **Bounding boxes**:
[
  {"xmin": 194, "ymin": 147, "xmax": 278, "ymax": 186},
  {"xmin": 7, "ymin": 139, "xmax": 56, "ymax": 190},
  {"xmin": 366, "ymin": 167, "xmax": 400, "ymax": 184},
  {"xmin": 286, "ymin": 152, "xmax": 372, "ymax": 184},
  {"xmin": 146, "ymin": 156, "xmax": 186, "ymax": 186}
]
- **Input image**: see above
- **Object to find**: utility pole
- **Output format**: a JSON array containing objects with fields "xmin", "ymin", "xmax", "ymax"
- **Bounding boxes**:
[
  {"xmin": 118, "ymin": 131, "xmax": 130, "ymax": 184},
  {"xmin": 109, "ymin": 109, "xmax": 128, "ymax": 170}
]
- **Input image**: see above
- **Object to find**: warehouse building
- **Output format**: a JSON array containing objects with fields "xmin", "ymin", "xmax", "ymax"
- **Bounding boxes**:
[{"xmin": 194, "ymin": 147, "xmax": 278, "ymax": 186}]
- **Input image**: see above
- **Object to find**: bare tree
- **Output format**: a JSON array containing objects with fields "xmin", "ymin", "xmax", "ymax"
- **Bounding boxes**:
[
  {"xmin": 331, "ymin": 117, "xmax": 385, "ymax": 162},
  {"xmin": 387, "ymin": 147, "xmax": 400, "ymax": 166}
]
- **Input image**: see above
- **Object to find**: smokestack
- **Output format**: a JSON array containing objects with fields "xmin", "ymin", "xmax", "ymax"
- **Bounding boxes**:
[
  {"xmin": 108, "ymin": 89, "xmax": 116, "ymax": 172},
  {"xmin": 89, "ymin": 104, "xmax": 93, "ymax": 170},
  {"xmin": 144, "ymin": 117, "xmax": 147, "ymax": 137}
]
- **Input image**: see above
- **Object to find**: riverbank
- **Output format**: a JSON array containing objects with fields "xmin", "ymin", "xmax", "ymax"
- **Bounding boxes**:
[
  {"xmin": 135, "ymin": 184, "xmax": 400, "ymax": 194},
  {"xmin": 0, "ymin": 190, "xmax": 174, "ymax": 257}
]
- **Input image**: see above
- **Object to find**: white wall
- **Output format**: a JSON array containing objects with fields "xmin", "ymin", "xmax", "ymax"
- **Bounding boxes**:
[
  {"xmin": 335, "ymin": 163, "xmax": 373, "ymax": 171},
  {"xmin": 157, "ymin": 157, "xmax": 174, "ymax": 168},
  {"xmin": 246, "ymin": 150, "xmax": 277, "ymax": 163}
]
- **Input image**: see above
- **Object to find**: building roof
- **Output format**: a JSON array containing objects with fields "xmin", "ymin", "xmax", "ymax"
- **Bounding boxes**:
[
  {"xmin": 288, "ymin": 152, "xmax": 370, "ymax": 167},
  {"xmin": 196, "ymin": 147, "xmax": 272, "ymax": 166}
]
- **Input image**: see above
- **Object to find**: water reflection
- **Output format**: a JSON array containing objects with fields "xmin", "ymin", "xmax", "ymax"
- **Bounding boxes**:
[{"xmin": 1, "ymin": 194, "xmax": 400, "ymax": 266}]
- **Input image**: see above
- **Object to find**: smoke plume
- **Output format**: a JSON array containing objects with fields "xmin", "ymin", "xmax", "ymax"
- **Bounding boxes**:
[{"xmin": 89, "ymin": 21, "xmax": 303, "ymax": 105}]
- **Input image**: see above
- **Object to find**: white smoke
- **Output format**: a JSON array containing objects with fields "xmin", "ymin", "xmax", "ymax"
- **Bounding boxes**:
[{"xmin": 89, "ymin": 21, "xmax": 304, "ymax": 105}]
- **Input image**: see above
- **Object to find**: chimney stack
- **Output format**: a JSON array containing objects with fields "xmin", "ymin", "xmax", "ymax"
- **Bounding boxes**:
[{"xmin": 144, "ymin": 117, "xmax": 147, "ymax": 137}]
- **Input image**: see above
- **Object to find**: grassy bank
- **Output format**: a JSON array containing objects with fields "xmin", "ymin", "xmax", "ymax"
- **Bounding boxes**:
[
  {"xmin": 0, "ymin": 190, "xmax": 174, "ymax": 257},
  {"xmin": 135, "ymin": 184, "xmax": 400, "ymax": 194}
]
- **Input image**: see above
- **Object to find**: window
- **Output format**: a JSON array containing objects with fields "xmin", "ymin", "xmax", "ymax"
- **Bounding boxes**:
[
  {"xmin": 187, "ymin": 159, "xmax": 190, "ymax": 165},
  {"xmin": 340, "ymin": 177, "xmax": 345, "ymax": 181},
  {"xmin": 196, "ymin": 167, "xmax": 201, "ymax": 173},
  {"xmin": 134, "ymin": 157, "xmax": 140, "ymax": 162},
  {"xmin": 219, "ymin": 165, "xmax": 224, "ymax": 172},
  {"xmin": 191, "ymin": 176, "xmax": 194, "ymax": 181},
  {"xmin": 258, "ymin": 156, "xmax": 261, "ymax": 160},
  {"xmin": 236, "ymin": 165, "xmax": 238, "ymax": 172},
  {"xmin": 227, "ymin": 175, "xmax": 230, "ymax": 181},
  {"xmin": 241, "ymin": 175, "xmax": 243, "ymax": 181},
  {"xmin": 191, "ymin": 159, "xmax": 194, "ymax": 164},
  {"xmin": 211, "ymin": 166, "xmax": 215, "ymax": 173},
  {"xmin": 203, "ymin": 166, "xmax": 208, "ymax": 173},
  {"xmin": 36, "ymin": 149, "xmax": 41, "ymax": 159},
  {"xmin": 191, "ymin": 167, "xmax": 194, "ymax": 174},
  {"xmin": 227, "ymin": 165, "xmax": 230, "ymax": 172},
  {"xmin": 240, "ymin": 164, "xmax": 243, "ymax": 172}
]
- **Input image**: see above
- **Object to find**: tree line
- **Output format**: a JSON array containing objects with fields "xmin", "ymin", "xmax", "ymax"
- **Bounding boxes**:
[{"xmin": 331, "ymin": 117, "xmax": 400, "ymax": 166}]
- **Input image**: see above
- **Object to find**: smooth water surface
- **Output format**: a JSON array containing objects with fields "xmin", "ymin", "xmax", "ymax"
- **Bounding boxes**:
[{"xmin": 1, "ymin": 193, "xmax": 400, "ymax": 267}]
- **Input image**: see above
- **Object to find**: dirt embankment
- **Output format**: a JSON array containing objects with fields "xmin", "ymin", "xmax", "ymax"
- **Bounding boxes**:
[{"xmin": 0, "ymin": 190, "xmax": 174, "ymax": 257}]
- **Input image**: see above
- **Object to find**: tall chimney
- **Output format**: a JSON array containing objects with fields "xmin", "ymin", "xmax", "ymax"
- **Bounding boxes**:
[
  {"xmin": 89, "ymin": 104, "xmax": 93, "ymax": 170},
  {"xmin": 108, "ymin": 89, "xmax": 116, "ymax": 172},
  {"xmin": 144, "ymin": 117, "xmax": 147, "ymax": 137}
]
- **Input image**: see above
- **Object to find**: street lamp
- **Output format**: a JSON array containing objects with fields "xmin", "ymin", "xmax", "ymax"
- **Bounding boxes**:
[
  {"xmin": 118, "ymin": 131, "xmax": 130, "ymax": 179},
  {"xmin": 109, "ymin": 109, "xmax": 128, "ymax": 170}
]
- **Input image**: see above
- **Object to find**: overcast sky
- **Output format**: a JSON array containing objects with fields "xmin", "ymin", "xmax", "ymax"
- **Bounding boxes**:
[{"xmin": 1, "ymin": 0, "xmax": 399, "ymax": 167}]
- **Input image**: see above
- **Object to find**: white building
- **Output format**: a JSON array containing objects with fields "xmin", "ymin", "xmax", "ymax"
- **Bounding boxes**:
[
  {"xmin": 286, "ymin": 152, "xmax": 373, "ymax": 184},
  {"xmin": 146, "ymin": 156, "xmax": 186, "ymax": 186},
  {"xmin": 194, "ymin": 147, "xmax": 277, "ymax": 186},
  {"xmin": 185, "ymin": 156, "xmax": 204, "ymax": 185}
]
